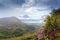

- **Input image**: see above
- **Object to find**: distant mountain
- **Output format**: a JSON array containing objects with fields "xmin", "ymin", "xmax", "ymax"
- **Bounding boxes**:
[
  {"xmin": 0, "ymin": 17, "xmax": 37, "ymax": 38},
  {"xmin": 0, "ymin": 17, "xmax": 24, "ymax": 29}
]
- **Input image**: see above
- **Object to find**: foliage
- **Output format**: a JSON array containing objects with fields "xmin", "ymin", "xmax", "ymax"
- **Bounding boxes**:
[
  {"xmin": 0, "ymin": 17, "xmax": 37, "ymax": 40},
  {"xmin": 44, "ymin": 8, "xmax": 60, "ymax": 40},
  {"xmin": 0, "ymin": 33, "xmax": 36, "ymax": 40}
]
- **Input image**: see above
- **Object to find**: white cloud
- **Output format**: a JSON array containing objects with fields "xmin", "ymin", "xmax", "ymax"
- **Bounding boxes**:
[
  {"xmin": 39, "ymin": 0, "xmax": 50, "ymax": 2},
  {"xmin": 0, "ymin": 0, "xmax": 51, "ymax": 23},
  {"xmin": 18, "ymin": 6, "xmax": 51, "ymax": 23},
  {"xmin": 25, "ymin": 7, "xmax": 51, "ymax": 18}
]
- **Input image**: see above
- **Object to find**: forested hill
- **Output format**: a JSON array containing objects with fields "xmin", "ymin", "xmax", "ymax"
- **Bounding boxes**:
[
  {"xmin": 35, "ymin": 8, "xmax": 60, "ymax": 40},
  {"xmin": 0, "ymin": 17, "xmax": 39, "ymax": 40}
]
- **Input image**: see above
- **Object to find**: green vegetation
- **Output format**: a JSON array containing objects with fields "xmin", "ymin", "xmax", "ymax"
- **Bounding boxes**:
[
  {"xmin": 0, "ymin": 26, "xmax": 37, "ymax": 40},
  {"xmin": 43, "ymin": 8, "xmax": 60, "ymax": 40},
  {"xmin": 0, "ymin": 17, "xmax": 39, "ymax": 40},
  {"xmin": 0, "ymin": 33, "xmax": 35, "ymax": 40},
  {"xmin": 0, "ymin": 8, "xmax": 60, "ymax": 40}
]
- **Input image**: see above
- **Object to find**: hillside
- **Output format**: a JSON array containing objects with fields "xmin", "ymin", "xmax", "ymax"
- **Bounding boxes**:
[
  {"xmin": 0, "ymin": 17, "xmax": 37, "ymax": 40},
  {"xmin": 44, "ymin": 8, "xmax": 60, "ymax": 40},
  {"xmin": 35, "ymin": 8, "xmax": 60, "ymax": 40}
]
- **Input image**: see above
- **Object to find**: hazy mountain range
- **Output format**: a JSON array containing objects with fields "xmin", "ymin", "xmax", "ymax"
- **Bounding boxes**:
[{"xmin": 0, "ymin": 17, "xmax": 40, "ymax": 38}]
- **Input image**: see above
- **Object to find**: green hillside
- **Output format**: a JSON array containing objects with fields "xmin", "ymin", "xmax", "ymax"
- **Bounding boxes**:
[
  {"xmin": 0, "ymin": 17, "xmax": 39, "ymax": 40},
  {"xmin": 43, "ymin": 8, "xmax": 60, "ymax": 40}
]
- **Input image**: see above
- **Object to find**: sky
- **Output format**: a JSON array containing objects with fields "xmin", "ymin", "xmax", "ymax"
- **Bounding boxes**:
[{"xmin": 0, "ymin": 0, "xmax": 60, "ymax": 23}]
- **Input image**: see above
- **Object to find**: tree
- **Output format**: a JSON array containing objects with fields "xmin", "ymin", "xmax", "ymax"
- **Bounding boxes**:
[{"xmin": 44, "ymin": 8, "xmax": 60, "ymax": 40}]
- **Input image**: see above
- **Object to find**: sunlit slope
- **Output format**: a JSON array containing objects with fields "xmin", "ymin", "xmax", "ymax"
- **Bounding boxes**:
[
  {"xmin": 0, "ymin": 17, "xmax": 37, "ymax": 39},
  {"xmin": 44, "ymin": 8, "xmax": 60, "ymax": 40}
]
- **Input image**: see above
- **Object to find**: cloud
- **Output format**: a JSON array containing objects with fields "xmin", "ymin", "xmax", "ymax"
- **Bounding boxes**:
[
  {"xmin": 24, "ymin": 7, "xmax": 51, "ymax": 19},
  {"xmin": 0, "ymin": 0, "xmax": 60, "ymax": 9},
  {"xmin": 0, "ymin": 0, "xmax": 25, "ymax": 8},
  {"xmin": 0, "ymin": 0, "xmax": 59, "ymax": 23},
  {"xmin": 11, "ymin": 0, "xmax": 25, "ymax": 5},
  {"xmin": 35, "ymin": 0, "xmax": 60, "ymax": 9}
]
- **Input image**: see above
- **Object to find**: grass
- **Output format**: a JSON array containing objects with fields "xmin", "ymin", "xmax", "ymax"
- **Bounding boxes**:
[{"xmin": 0, "ymin": 32, "xmax": 36, "ymax": 40}]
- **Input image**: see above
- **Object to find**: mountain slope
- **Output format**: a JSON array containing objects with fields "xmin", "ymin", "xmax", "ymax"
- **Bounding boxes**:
[
  {"xmin": 0, "ymin": 17, "xmax": 23, "ymax": 28},
  {"xmin": 0, "ymin": 17, "xmax": 36, "ymax": 39}
]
